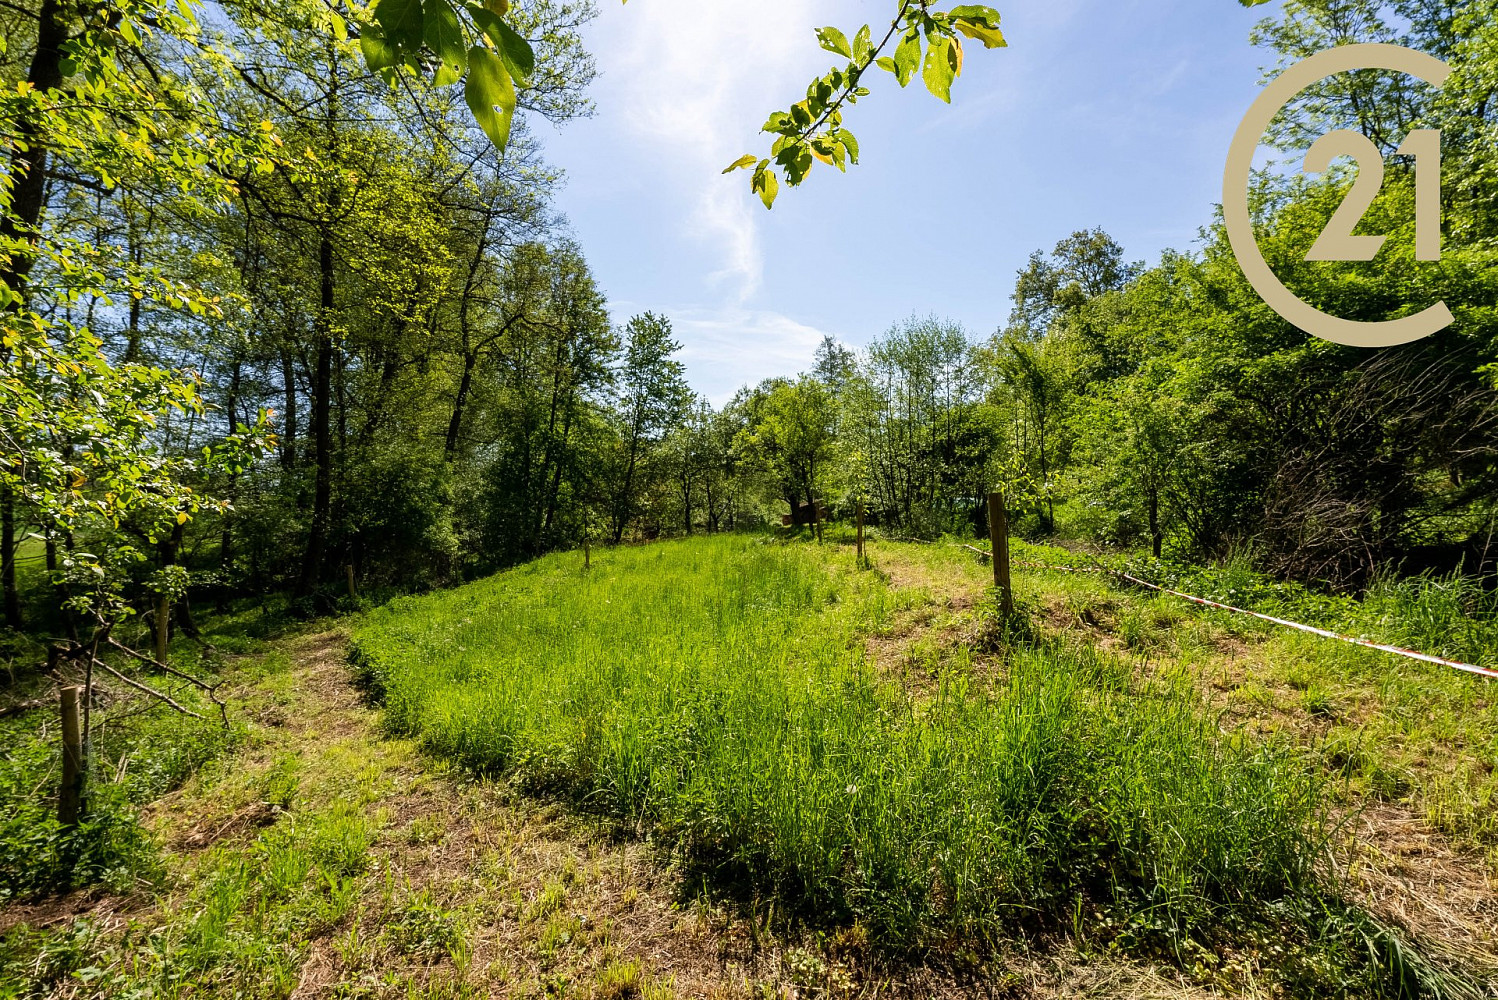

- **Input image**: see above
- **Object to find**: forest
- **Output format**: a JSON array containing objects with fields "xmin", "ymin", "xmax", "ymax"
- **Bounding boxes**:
[
  {"xmin": 3, "ymin": 0, "xmax": 1496, "ymax": 639},
  {"xmin": 3, "ymin": 0, "xmax": 1498, "ymax": 997}
]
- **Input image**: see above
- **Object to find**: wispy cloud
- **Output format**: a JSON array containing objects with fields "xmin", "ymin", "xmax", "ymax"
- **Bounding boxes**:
[
  {"xmin": 605, "ymin": 298, "xmax": 837, "ymax": 405},
  {"xmin": 674, "ymin": 305, "xmax": 838, "ymax": 404},
  {"xmin": 586, "ymin": 0, "xmax": 831, "ymax": 301}
]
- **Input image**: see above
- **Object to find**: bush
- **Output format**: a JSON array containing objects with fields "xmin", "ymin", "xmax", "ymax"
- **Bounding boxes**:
[{"xmin": 0, "ymin": 698, "xmax": 240, "ymax": 899}]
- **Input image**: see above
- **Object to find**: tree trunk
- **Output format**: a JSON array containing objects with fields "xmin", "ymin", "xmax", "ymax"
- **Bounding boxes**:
[
  {"xmin": 221, "ymin": 360, "xmax": 241, "ymax": 579},
  {"xmin": 296, "ymin": 233, "xmax": 335, "ymax": 599},
  {"xmin": 1148, "ymin": 486, "xmax": 1163, "ymax": 559},
  {"xmin": 2, "ymin": 483, "xmax": 20, "ymax": 630},
  {"xmin": 0, "ymin": 0, "xmax": 67, "ymax": 296},
  {"xmin": 444, "ymin": 352, "xmax": 476, "ymax": 459},
  {"xmin": 124, "ymin": 294, "xmax": 143, "ymax": 363},
  {"xmin": 280, "ymin": 348, "xmax": 299, "ymax": 470},
  {"xmin": 542, "ymin": 401, "xmax": 576, "ymax": 540},
  {"xmin": 613, "ymin": 431, "xmax": 642, "ymax": 545}
]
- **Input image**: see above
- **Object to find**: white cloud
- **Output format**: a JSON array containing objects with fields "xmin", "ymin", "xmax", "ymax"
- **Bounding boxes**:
[
  {"xmin": 671, "ymin": 305, "xmax": 838, "ymax": 405},
  {"xmin": 586, "ymin": 0, "xmax": 833, "ymax": 301}
]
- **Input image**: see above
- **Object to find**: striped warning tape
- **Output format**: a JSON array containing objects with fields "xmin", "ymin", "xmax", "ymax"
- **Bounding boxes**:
[{"xmin": 955, "ymin": 543, "xmax": 1498, "ymax": 681}]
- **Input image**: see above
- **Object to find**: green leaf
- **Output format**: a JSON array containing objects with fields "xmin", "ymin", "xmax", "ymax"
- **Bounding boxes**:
[
  {"xmin": 494, "ymin": 19, "xmax": 535, "ymax": 80},
  {"xmin": 424, "ymin": 0, "xmax": 467, "ymax": 87},
  {"xmin": 816, "ymin": 26, "xmax": 851, "ymax": 59},
  {"xmin": 374, "ymin": 0, "xmax": 424, "ymax": 50},
  {"xmin": 465, "ymin": 45, "xmax": 517, "ymax": 150},
  {"xmin": 776, "ymin": 143, "xmax": 813, "ymax": 185},
  {"xmin": 923, "ymin": 36, "xmax": 954, "ymax": 102},
  {"xmin": 947, "ymin": 5, "xmax": 1002, "ymax": 27},
  {"xmin": 834, "ymin": 128, "xmax": 859, "ymax": 164},
  {"xmin": 723, "ymin": 154, "xmax": 758, "ymax": 174},
  {"xmin": 875, "ymin": 55, "xmax": 897, "ymax": 75},
  {"xmin": 761, "ymin": 111, "xmax": 793, "ymax": 133},
  {"xmin": 752, "ymin": 166, "xmax": 779, "ymax": 209},
  {"xmin": 953, "ymin": 17, "xmax": 1006, "ymax": 49},
  {"xmin": 466, "ymin": 4, "xmax": 535, "ymax": 81},
  {"xmin": 853, "ymin": 25, "xmax": 873, "ymax": 63},
  {"xmin": 360, "ymin": 22, "xmax": 400, "ymax": 71},
  {"xmin": 893, "ymin": 29, "xmax": 921, "ymax": 87}
]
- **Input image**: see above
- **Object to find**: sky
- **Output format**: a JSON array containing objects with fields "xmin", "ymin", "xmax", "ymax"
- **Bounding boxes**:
[{"xmin": 538, "ymin": 0, "xmax": 1286, "ymax": 404}]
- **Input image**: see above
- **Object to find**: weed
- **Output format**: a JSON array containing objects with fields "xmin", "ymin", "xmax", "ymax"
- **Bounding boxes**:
[
  {"xmin": 404, "ymin": 813, "xmax": 446, "ymax": 845},
  {"xmin": 526, "ymin": 880, "xmax": 568, "ymax": 923},
  {"xmin": 259, "ymin": 754, "xmax": 301, "ymax": 810},
  {"xmin": 388, "ymin": 889, "xmax": 470, "ymax": 962}
]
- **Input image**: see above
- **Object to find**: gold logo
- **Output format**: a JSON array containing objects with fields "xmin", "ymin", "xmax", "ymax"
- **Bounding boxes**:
[{"xmin": 1223, "ymin": 43, "xmax": 1451, "ymax": 348}]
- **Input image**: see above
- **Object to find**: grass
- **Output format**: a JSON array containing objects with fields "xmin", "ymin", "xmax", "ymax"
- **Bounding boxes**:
[
  {"xmin": 3, "ymin": 532, "xmax": 1494, "ymax": 998},
  {"xmin": 1000, "ymin": 543, "xmax": 1498, "ymax": 861},
  {"xmin": 1, "ymin": 629, "xmax": 899, "ymax": 1000},
  {"xmin": 349, "ymin": 535, "xmax": 1396, "ymax": 984},
  {"xmin": 1114, "ymin": 553, "xmax": 1498, "ymax": 669}
]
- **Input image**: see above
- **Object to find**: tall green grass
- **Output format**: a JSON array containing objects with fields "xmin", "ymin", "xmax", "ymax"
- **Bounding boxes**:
[
  {"xmin": 1119, "ymin": 555, "xmax": 1498, "ymax": 668},
  {"xmin": 351, "ymin": 536, "xmax": 1328, "ymax": 946}
]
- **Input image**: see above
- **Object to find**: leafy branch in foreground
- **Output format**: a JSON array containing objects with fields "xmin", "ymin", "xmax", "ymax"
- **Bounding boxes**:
[
  {"xmin": 725, "ymin": 3, "xmax": 1006, "ymax": 208},
  {"xmin": 351, "ymin": 1, "xmax": 1005, "ymax": 208},
  {"xmin": 357, "ymin": 0, "xmax": 538, "ymax": 151}
]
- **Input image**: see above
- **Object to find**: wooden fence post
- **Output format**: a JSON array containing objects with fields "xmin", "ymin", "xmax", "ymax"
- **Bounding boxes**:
[
  {"xmin": 59, "ymin": 686, "xmax": 83, "ymax": 826},
  {"xmin": 584, "ymin": 539, "xmax": 591, "ymax": 570},
  {"xmin": 987, "ymin": 490, "xmax": 1014, "ymax": 618},
  {"xmin": 346, "ymin": 564, "xmax": 357, "ymax": 600},
  {"xmin": 154, "ymin": 593, "xmax": 170, "ymax": 664},
  {"xmin": 814, "ymin": 499, "xmax": 823, "ymax": 543},
  {"xmin": 856, "ymin": 501, "xmax": 865, "ymax": 564}
]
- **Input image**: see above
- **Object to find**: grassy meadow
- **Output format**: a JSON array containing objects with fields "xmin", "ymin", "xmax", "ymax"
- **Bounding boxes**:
[
  {"xmin": 3, "ymin": 532, "xmax": 1496, "ymax": 999},
  {"xmin": 348, "ymin": 533, "xmax": 1486, "ymax": 995}
]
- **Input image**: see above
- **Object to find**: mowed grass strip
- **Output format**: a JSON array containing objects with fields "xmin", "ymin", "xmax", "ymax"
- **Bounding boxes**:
[{"xmin": 350, "ymin": 535, "xmax": 1326, "ymax": 946}]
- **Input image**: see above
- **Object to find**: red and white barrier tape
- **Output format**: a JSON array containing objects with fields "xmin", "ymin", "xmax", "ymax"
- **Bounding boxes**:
[{"xmin": 956, "ymin": 544, "xmax": 1498, "ymax": 681}]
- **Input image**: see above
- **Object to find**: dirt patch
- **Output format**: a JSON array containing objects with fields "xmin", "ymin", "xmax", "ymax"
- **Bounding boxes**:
[
  {"xmin": 1342, "ymin": 805, "xmax": 1498, "ymax": 970},
  {"xmin": 178, "ymin": 800, "xmax": 282, "ymax": 850},
  {"xmin": 0, "ymin": 890, "xmax": 127, "ymax": 937}
]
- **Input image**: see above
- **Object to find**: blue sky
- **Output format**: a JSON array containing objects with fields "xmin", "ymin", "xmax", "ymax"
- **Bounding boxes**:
[{"xmin": 539, "ymin": 0, "xmax": 1284, "ymax": 403}]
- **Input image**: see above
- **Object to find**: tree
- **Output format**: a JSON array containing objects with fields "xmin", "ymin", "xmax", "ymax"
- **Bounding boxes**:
[
  {"xmin": 983, "ymin": 334, "xmax": 1073, "ymax": 533},
  {"xmin": 847, "ymin": 317, "xmax": 987, "ymax": 532},
  {"xmin": 743, "ymin": 378, "xmax": 839, "ymax": 519},
  {"xmin": 606, "ymin": 313, "xmax": 691, "ymax": 543}
]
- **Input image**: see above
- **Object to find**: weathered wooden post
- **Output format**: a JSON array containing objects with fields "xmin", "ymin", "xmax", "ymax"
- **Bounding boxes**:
[
  {"xmin": 346, "ymin": 564, "xmax": 357, "ymax": 600},
  {"xmin": 814, "ymin": 499, "xmax": 824, "ymax": 543},
  {"xmin": 59, "ymin": 686, "xmax": 83, "ymax": 825},
  {"xmin": 154, "ymin": 592, "xmax": 170, "ymax": 664},
  {"xmin": 987, "ymin": 490, "xmax": 1014, "ymax": 618},
  {"xmin": 584, "ymin": 539, "xmax": 591, "ymax": 570},
  {"xmin": 856, "ymin": 500, "xmax": 865, "ymax": 564}
]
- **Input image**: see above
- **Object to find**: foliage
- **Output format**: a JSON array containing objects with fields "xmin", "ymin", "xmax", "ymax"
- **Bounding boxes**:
[
  {"xmin": 725, "ymin": 2, "xmax": 1007, "ymax": 207},
  {"xmin": 1116, "ymin": 554, "xmax": 1498, "ymax": 669},
  {"xmin": 353, "ymin": 0, "xmax": 1011, "ymax": 207},
  {"xmin": 0, "ymin": 698, "xmax": 241, "ymax": 900}
]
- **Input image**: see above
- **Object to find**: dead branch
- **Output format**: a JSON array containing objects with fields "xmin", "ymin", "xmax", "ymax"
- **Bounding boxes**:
[
  {"xmin": 88, "ymin": 657, "xmax": 205, "ymax": 721},
  {"xmin": 0, "ymin": 697, "xmax": 50, "ymax": 720}
]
